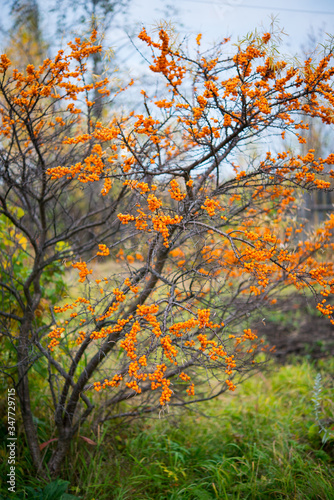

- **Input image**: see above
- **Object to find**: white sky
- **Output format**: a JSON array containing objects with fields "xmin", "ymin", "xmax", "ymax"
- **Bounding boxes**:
[{"xmin": 125, "ymin": 0, "xmax": 334, "ymax": 53}]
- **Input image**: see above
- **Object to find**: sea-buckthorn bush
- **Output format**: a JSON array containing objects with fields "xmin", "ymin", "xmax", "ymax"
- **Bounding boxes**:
[{"xmin": 0, "ymin": 26, "xmax": 334, "ymax": 476}]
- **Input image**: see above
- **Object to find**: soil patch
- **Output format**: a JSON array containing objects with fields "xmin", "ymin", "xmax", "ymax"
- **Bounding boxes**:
[{"xmin": 255, "ymin": 295, "xmax": 334, "ymax": 362}]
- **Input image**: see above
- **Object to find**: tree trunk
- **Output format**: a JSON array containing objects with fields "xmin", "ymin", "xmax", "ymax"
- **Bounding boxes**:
[
  {"xmin": 17, "ymin": 324, "xmax": 45, "ymax": 475},
  {"xmin": 47, "ymin": 428, "xmax": 72, "ymax": 477}
]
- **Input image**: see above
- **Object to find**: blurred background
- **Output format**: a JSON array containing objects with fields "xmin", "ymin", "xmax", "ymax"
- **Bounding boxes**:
[{"xmin": 1, "ymin": 0, "xmax": 333, "ymax": 72}]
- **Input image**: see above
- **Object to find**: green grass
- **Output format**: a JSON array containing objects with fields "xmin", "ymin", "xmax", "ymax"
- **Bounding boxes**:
[{"xmin": 4, "ymin": 357, "xmax": 333, "ymax": 500}]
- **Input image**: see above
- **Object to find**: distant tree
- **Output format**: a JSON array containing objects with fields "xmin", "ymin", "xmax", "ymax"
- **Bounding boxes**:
[
  {"xmin": 5, "ymin": 0, "xmax": 49, "ymax": 68},
  {"xmin": 0, "ymin": 26, "xmax": 334, "ymax": 477}
]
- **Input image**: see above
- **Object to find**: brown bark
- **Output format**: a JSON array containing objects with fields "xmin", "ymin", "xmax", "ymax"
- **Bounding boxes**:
[{"xmin": 17, "ymin": 322, "xmax": 45, "ymax": 475}]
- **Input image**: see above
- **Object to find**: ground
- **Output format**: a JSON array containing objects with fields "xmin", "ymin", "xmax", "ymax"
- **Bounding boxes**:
[{"xmin": 256, "ymin": 294, "xmax": 334, "ymax": 362}]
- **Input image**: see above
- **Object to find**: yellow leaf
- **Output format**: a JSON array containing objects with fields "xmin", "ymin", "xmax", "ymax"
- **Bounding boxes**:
[{"xmin": 18, "ymin": 236, "xmax": 27, "ymax": 250}]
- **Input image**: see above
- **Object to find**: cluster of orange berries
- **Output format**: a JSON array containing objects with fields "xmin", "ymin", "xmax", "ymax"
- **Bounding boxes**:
[
  {"xmin": 154, "ymin": 98, "xmax": 173, "ymax": 109},
  {"xmin": 152, "ymin": 214, "xmax": 183, "ymax": 247},
  {"xmin": 317, "ymin": 299, "xmax": 334, "ymax": 323},
  {"xmin": 147, "ymin": 194, "xmax": 162, "ymax": 211},
  {"xmin": 137, "ymin": 304, "xmax": 162, "ymax": 337},
  {"xmin": 76, "ymin": 151, "xmax": 104, "ymax": 184},
  {"xmin": 248, "ymin": 285, "xmax": 261, "ymax": 296},
  {"xmin": 48, "ymin": 338, "xmax": 60, "ymax": 351},
  {"xmin": 136, "ymin": 215, "xmax": 149, "ymax": 231},
  {"xmin": 201, "ymin": 197, "xmax": 220, "ymax": 216},
  {"xmin": 47, "ymin": 327, "xmax": 65, "ymax": 350},
  {"xmin": 47, "ymin": 164, "xmax": 79, "ymax": 180},
  {"xmin": 197, "ymin": 334, "xmax": 216, "ymax": 352},
  {"xmin": 149, "ymin": 364, "xmax": 167, "ymax": 388},
  {"xmin": 113, "ymin": 288, "xmax": 126, "ymax": 303},
  {"xmin": 72, "ymin": 261, "xmax": 93, "ymax": 282},
  {"xmin": 226, "ymin": 380, "xmax": 237, "ymax": 391},
  {"xmin": 313, "ymin": 179, "xmax": 331, "ymax": 189},
  {"xmin": 224, "ymin": 355, "xmax": 236, "ymax": 375},
  {"xmin": 168, "ymin": 179, "xmax": 186, "ymax": 201},
  {"xmin": 123, "ymin": 179, "xmax": 153, "ymax": 193},
  {"xmin": 254, "ymin": 97, "xmax": 271, "ymax": 115},
  {"xmin": 138, "ymin": 355, "xmax": 147, "ymax": 367},
  {"xmin": 63, "ymin": 133, "xmax": 91, "ymax": 145},
  {"xmin": 197, "ymin": 308, "xmax": 211, "ymax": 328},
  {"xmin": 197, "ymin": 95, "xmax": 207, "ymax": 108},
  {"xmin": 221, "ymin": 76, "xmax": 239, "ymax": 98},
  {"xmin": 138, "ymin": 28, "xmax": 186, "ymax": 88},
  {"xmin": 160, "ymin": 381, "xmax": 173, "ymax": 405},
  {"xmin": 94, "ymin": 374, "xmax": 123, "ymax": 392},
  {"xmin": 101, "ymin": 177, "xmax": 113, "ymax": 197},
  {"xmin": 119, "ymin": 207, "xmax": 183, "ymax": 248},
  {"xmin": 161, "ymin": 335, "xmax": 178, "ymax": 364},
  {"xmin": 133, "ymin": 114, "xmax": 160, "ymax": 136},
  {"xmin": 124, "ymin": 278, "xmax": 139, "ymax": 294},
  {"xmin": 242, "ymin": 329, "xmax": 258, "ymax": 341},
  {"xmin": 179, "ymin": 372, "xmax": 191, "ymax": 382},
  {"xmin": 184, "ymin": 340, "xmax": 196, "ymax": 347},
  {"xmin": 169, "ymin": 317, "xmax": 198, "ymax": 337},
  {"xmin": 121, "ymin": 156, "xmax": 135, "ymax": 173},
  {"xmin": 0, "ymin": 116, "xmax": 15, "ymax": 137},
  {"xmin": 76, "ymin": 331, "xmax": 86, "ymax": 345},
  {"xmin": 126, "ymin": 380, "xmax": 141, "ymax": 393},
  {"xmin": 234, "ymin": 45, "xmax": 264, "ymax": 78},
  {"xmin": 147, "ymin": 364, "xmax": 173, "ymax": 405},
  {"xmin": 118, "ymin": 213, "xmax": 135, "ymax": 224},
  {"xmin": 90, "ymin": 326, "xmax": 111, "ymax": 340},
  {"xmin": 96, "ymin": 244, "xmax": 110, "ymax": 256},
  {"xmin": 120, "ymin": 321, "xmax": 140, "ymax": 360},
  {"xmin": 169, "ymin": 310, "xmax": 222, "ymax": 346},
  {"xmin": 0, "ymin": 54, "xmax": 11, "ymax": 72},
  {"xmin": 204, "ymin": 80, "xmax": 219, "ymax": 97},
  {"xmin": 186, "ymin": 383, "xmax": 195, "ymax": 396},
  {"xmin": 134, "ymin": 209, "xmax": 149, "ymax": 231},
  {"xmin": 128, "ymin": 361, "xmax": 142, "ymax": 378},
  {"xmin": 137, "ymin": 304, "xmax": 158, "ymax": 316},
  {"xmin": 90, "ymin": 317, "xmax": 132, "ymax": 341},
  {"xmin": 53, "ymin": 297, "xmax": 90, "ymax": 320},
  {"xmin": 244, "ymin": 230, "xmax": 260, "ymax": 241},
  {"xmin": 208, "ymin": 345, "xmax": 227, "ymax": 361},
  {"xmin": 54, "ymin": 303, "xmax": 76, "ymax": 313},
  {"xmin": 223, "ymin": 114, "xmax": 232, "ymax": 127}
]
